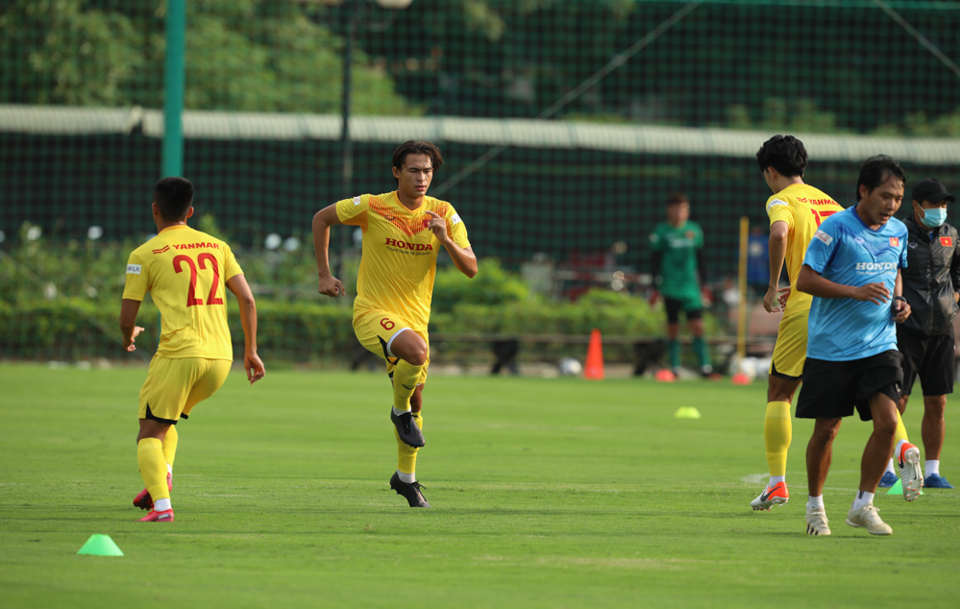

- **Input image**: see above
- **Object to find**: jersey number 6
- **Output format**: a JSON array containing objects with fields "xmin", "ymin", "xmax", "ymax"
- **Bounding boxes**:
[{"xmin": 173, "ymin": 253, "xmax": 225, "ymax": 307}]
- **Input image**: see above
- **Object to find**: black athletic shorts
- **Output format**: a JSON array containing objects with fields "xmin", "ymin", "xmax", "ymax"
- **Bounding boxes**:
[
  {"xmin": 897, "ymin": 325, "xmax": 955, "ymax": 397},
  {"xmin": 664, "ymin": 297, "xmax": 702, "ymax": 324},
  {"xmin": 796, "ymin": 350, "xmax": 903, "ymax": 421}
]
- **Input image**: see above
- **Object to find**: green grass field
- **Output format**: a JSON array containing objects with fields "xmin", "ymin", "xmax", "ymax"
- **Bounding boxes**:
[{"xmin": 2, "ymin": 364, "xmax": 958, "ymax": 608}]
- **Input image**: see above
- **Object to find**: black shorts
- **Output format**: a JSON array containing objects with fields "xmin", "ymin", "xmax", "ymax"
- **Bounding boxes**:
[
  {"xmin": 796, "ymin": 350, "xmax": 903, "ymax": 421},
  {"xmin": 664, "ymin": 297, "xmax": 702, "ymax": 324},
  {"xmin": 897, "ymin": 325, "xmax": 955, "ymax": 397}
]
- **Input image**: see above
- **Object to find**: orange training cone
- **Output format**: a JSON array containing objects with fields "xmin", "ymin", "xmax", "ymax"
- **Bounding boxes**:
[{"xmin": 584, "ymin": 328, "xmax": 605, "ymax": 380}]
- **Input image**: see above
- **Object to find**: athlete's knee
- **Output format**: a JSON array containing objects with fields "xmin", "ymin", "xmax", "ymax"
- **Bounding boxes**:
[
  {"xmin": 402, "ymin": 344, "xmax": 428, "ymax": 367},
  {"xmin": 390, "ymin": 329, "xmax": 428, "ymax": 366},
  {"xmin": 812, "ymin": 419, "xmax": 841, "ymax": 444},
  {"xmin": 924, "ymin": 395, "xmax": 947, "ymax": 415}
]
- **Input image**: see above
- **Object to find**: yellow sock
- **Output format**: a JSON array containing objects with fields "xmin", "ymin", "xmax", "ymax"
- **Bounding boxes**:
[
  {"xmin": 392, "ymin": 360, "xmax": 424, "ymax": 411},
  {"xmin": 137, "ymin": 438, "xmax": 170, "ymax": 502},
  {"xmin": 396, "ymin": 411, "xmax": 423, "ymax": 476},
  {"xmin": 764, "ymin": 401, "xmax": 792, "ymax": 477},
  {"xmin": 162, "ymin": 425, "xmax": 178, "ymax": 470},
  {"xmin": 894, "ymin": 410, "xmax": 909, "ymax": 446}
]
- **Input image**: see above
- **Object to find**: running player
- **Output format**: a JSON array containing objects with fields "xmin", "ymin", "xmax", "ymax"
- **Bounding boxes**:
[
  {"xmin": 750, "ymin": 135, "xmax": 844, "ymax": 511},
  {"xmin": 311, "ymin": 140, "xmax": 477, "ymax": 508},
  {"xmin": 649, "ymin": 192, "xmax": 715, "ymax": 378},
  {"xmin": 121, "ymin": 177, "xmax": 265, "ymax": 523},
  {"xmin": 796, "ymin": 155, "xmax": 914, "ymax": 536}
]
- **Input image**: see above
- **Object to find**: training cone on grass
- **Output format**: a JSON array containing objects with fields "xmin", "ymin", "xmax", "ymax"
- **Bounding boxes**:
[
  {"xmin": 77, "ymin": 534, "xmax": 124, "ymax": 557},
  {"xmin": 654, "ymin": 368, "xmax": 675, "ymax": 382},
  {"xmin": 731, "ymin": 372, "xmax": 751, "ymax": 385},
  {"xmin": 584, "ymin": 328, "xmax": 604, "ymax": 380},
  {"xmin": 675, "ymin": 406, "xmax": 702, "ymax": 419},
  {"xmin": 886, "ymin": 479, "xmax": 924, "ymax": 496}
]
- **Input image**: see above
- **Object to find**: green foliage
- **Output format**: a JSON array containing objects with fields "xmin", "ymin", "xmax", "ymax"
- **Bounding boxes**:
[
  {"xmin": 0, "ymin": 0, "xmax": 417, "ymax": 115},
  {"xmin": 432, "ymin": 258, "xmax": 527, "ymax": 313},
  {"xmin": 874, "ymin": 108, "xmax": 960, "ymax": 138},
  {"xmin": 724, "ymin": 98, "xmax": 845, "ymax": 133}
]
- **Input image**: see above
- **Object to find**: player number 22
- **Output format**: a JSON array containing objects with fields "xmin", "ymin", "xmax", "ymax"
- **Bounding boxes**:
[{"xmin": 173, "ymin": 253, "xmax": 225, "ymax": 307}]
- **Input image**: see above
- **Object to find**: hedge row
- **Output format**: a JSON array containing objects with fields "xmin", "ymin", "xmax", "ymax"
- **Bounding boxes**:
[{"xmin": 0, "ymin": 292, "xmax": 717, "ymax": 364}]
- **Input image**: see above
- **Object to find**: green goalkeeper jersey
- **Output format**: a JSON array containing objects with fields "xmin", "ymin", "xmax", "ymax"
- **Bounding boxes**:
[{"xmin": 649, "ymin": 220, "xmax": 703, "ymax": 299}]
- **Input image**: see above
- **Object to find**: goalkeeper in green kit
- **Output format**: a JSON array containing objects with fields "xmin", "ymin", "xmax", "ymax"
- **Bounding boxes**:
[{"xmin": 649, "ymin": 192, "xmax": 716, "ymax": 379}]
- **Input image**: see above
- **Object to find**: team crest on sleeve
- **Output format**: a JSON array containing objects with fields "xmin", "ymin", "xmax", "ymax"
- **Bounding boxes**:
[
  {"xmin": 889, "ymin": 237, "xmax": 899, "ymax": 247},
  {"xmin": 451, "ymin": 213, "xmax": 462, "ymax": 226},
  {"xmin": 353, "ymin": 196, "xmax": 362, "ymax": 206},
  {"xmin": 126, "ymin": 264, "xmax": 142, "ymax": 275},
  {"xmin": 813, "ymin": 230, "xmax": 832, "ymax": 245},
  {"xmin": 766, "ymin": 198, "xmax": 788, "ymax": 212}
]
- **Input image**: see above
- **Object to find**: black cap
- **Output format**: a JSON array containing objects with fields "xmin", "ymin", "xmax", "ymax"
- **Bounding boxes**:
[{"xmin": 912, "ymin": 178, "xmax": 955, "ymax": 205}]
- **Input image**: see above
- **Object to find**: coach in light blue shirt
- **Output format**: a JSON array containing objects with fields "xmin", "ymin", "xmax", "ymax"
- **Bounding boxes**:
[
  {"xmin": 791, "ymin": 155, "xmax": 921, "ymax": 538},
  {"xmin": 804, "ymin": 203, "xmax": 908, "ymax": 361}
]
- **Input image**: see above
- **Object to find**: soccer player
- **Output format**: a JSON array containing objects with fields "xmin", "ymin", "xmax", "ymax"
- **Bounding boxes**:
[
  {"xmin": 649, "ymin": 192, "xmax": 715, "ymax": 378},
  {"xmin": 882, "ymin": 178, "xmax": 957, "ymax": 490},
  {"xmin": 750, "ymin": 135, "xmax": 844, "ymax": 511},
  {"xmin": 120, "ymin": 177, "xmax": 266, "ymax": 523},
  {"xmin": 311, "ymin": 140, "xmax": 477, "ymax": 508},
  {"xmin": 795, "ymin": 155, "xmax": 915, "ymax": 536}
]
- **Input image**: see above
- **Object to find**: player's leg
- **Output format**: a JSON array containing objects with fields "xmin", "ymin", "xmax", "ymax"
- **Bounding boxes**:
[
  {"xmin": 917, "ymin": 329, "xmax": 953, "ymax": 487},
  {"xmin": 391, "ymin": 383, "xmax": 430, "ymax": 507},
  {"xmin": 883, "ymin": 328, "xmax": 923, "ymax": 485},
  {"xmin": 134, "ymin": 356, "xmax": 185, "ymax": 519},
  {"xmin": 804, "ymin": 417, "xmax": 840, "ymax": 535},
  {"xmin": 845, "ymin": 387, "xmax": 898, "ymax": 535},
  {"xmin": 353, "ymin": 312, "xmax": 428, "ymax": 448},
  {"xmin": 663, "ymin": 297, "xmax": 682, "ymax": 375},
  {"xmin": 796, "ymin": 355, "xmax": 854, "ymax": 536},
  {"xmin": 752, "ymin": 312, "xmax": 804, "ymax": 510},
  {"xmin": 387, "ymin": 328, "xmax": 429, "ymax": 448},
  {"xmin": 685, "ymin": 307, "xmax": 713, "ymax": 377},
  {"xmin": 921, "ymin": 395, "xmax": 951, "ymax": 486}
]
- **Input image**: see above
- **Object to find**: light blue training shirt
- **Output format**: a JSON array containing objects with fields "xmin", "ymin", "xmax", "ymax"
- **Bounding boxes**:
[{"xmin": 803, "ymin": 205, "xmax": 908, "ymax": 361}]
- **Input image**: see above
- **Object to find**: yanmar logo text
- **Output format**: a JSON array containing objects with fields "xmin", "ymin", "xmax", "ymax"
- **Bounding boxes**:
[
  {"xmin": 855, "ymin": 262, "xmax": 896, "ymax": 271},
  {"xmin": 152, "ymin": 242, "xmax": 219, "ymax": 254},
  {"xmin": 174, "ymin": 242, "xmax": 219, "ymax": 250},
  {"xmin": 385, "ymin": 238, "xmax": 433, "ymax": 254}
]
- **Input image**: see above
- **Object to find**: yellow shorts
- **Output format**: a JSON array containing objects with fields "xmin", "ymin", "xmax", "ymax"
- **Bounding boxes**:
[
  {"xmin": 769, "ymin": 310, "xmax": 809, "ymax": 380},
  {"xmin": 353, "ymin": 310, "xmax": 429, "ymax": 384},
  {"xmin": 138, "ymin": 356, "xmax": 232, "ymax": 423}
]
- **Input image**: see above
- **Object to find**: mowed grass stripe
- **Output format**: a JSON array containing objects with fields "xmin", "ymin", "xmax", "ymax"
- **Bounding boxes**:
[{"xmin": 1, "ymin": 364, "xmax": 958, "ymax": 608}]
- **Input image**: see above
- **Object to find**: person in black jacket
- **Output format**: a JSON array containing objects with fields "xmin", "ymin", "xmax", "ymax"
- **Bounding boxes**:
[{"xmin": 886, "ymin": 178, "xmax": 958, "ymax": 489}]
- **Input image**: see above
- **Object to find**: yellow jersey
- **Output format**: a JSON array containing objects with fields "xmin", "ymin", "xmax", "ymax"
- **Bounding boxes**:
[
  {"xmin": 766, "ymin": 183, "xmax": 844, "ymax": 317},
  {"xmin": 123, "ymin": 225, "xmax": 243, "ymax": 360},
  {"xmin": 337, "ymin": 191, "xmax": 471, "ymax": 332}
]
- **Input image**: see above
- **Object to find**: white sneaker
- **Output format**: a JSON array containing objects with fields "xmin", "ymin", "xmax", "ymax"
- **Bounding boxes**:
[
  {"xmin": 845, "ymin": 503, "xmax": 892, "ymax": 535},
  {"xmin": 805, "ymin": 507, "xmax": 831, "ymax": 536},
  {"xmin": 897, "ymin": 442, "xmax": 923, "ymax": 502},
  {"xmin": 750, "ymin": 481, "xmax": 789, "ymax": 511}
]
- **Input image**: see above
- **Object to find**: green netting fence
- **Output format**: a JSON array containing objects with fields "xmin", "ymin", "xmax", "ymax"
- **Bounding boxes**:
[{"xmin": 2, "ymin": 0, "xmax": 959, "ymax": 364}]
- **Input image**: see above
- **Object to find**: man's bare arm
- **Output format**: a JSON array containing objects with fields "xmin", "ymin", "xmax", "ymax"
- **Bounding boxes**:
[{"xmin": 312, "ymin": 204, "xmax": 346, "ymax": 296}]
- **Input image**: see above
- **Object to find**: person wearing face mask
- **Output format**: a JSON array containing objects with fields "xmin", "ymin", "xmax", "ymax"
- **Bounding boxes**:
[{"xmin": 882, "ymin": 178, "xmax": 959, "ymax": 490}]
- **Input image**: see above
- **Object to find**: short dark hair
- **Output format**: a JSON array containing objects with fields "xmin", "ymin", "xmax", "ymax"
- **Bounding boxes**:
[
  {"xmin": 756, "ymin": 135, "xmax": 807, "ymax": 178},
  {"xmin": 154, "ymin": 177, "xmax": 194, "ymax": 221},
  {"xmin": 392, "ymin": 140, "xmax": 443, "ymax": 178},
  {"xmin": 667, "ymin": 192, "xmax": 689, "ymax": 206},
  {"xmin": 856, "ymin": 155, "xmax": 906, "ymax": 202}
]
